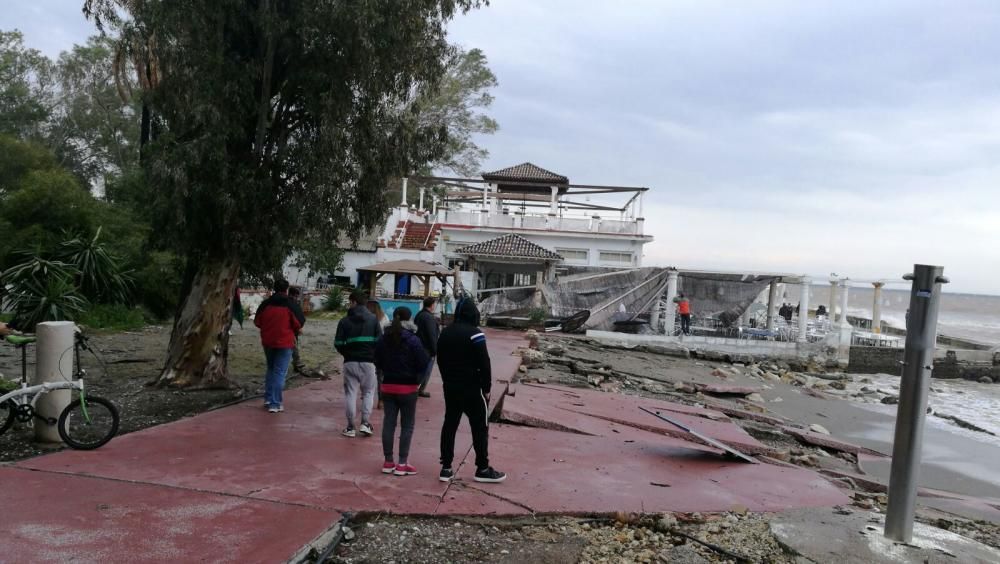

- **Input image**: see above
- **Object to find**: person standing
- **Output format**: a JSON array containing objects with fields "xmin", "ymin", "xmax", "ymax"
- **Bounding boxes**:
[
  {"xmin": 254, "ymin": 279, "xmax": 304, "ymax": 413},
  {"xmin": 335, "ymin": 290, "xmax": 382, "ymax": 437},
  {"xmin": 674, "ymin": 292, "xmax": 692, "ymax": 335},
  {"xmin": 288, "ymin": 286, "xmax": 308, "ymax": 374},
  {"xmin": 374, "ymin": 307, "xmax": 429, "ymax": 476},
  {"xmin": 414, "ymin": 297, "xmax": 439, "ymax": 398},
  {"xmin": 437, "ymin": 298, "xmax": 505, "ymax": 484}
]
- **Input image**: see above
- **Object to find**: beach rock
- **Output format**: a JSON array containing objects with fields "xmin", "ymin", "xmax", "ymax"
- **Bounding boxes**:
[
  {"xmin": 771, "ymin": 396, "xmax": 783, "ymax": 403},
  {"xmin": 978, "ymin": 376, "xmax": 994, "ymax": 384},
  {"xmin": 829, "ymin": 381, "xmax": 847, "ymax": 390},
  {"xmin": 655, "ymin": 513, "xmax": 678, "ymax": 532},
  {"xmin": 809, "ymin": 424, "xmax": 831, "ymax": 435},
  {"xmin": 656, "ymin": 544, "xmax": 711, "ymax": 564},
  {"xmin": 762, "ymin": 372, "xmax": 781, "ymax": 382},
  {"xmin": 711, "ymin": 368, "xmax": 729, "ymax": 378},
  {"xmin": 746, "ymin": 393, "xmax": 765, "ymax": 403},
  {"xmin": 881, "ymin": 395, "xmax": 900, "ymax": 405}
]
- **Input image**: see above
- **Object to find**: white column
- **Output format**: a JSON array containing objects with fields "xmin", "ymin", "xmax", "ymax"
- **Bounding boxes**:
[
  {"xmin": 828, "ymin": 280, "xmax": 839, "ymax": 322},
  {"xmin": 401, "ymin": 177, "xmax": 408, "ymax": 207},
  {"xmin": 483, "ymin": 182, "xmax": 489, "ymax": 208},
  {"xmin": 550, "ymin": 186, "xmax": 559, "ymax": 215},
  {"xmin": 839, "ymin": 279, "xmax": 850, "ymax": 326},
  {"xmin": 418, "ymin": 186, "xmax": 425, "ymax": 211},
  {"xmin": 664, "ymin": 269, "xmax": 679, "ymax": 335},
  {"xmin": 797, "ymin": 277, "xmax": 810, "ymax": 343},
  {"xmin": 35, "ymin": 321, "xmax": 76, "ymax": 443},
  {"xmin": 637, "ymin": 191, "xmax": 645, "ymax": 218},
  {"xmin": 432, "ymin": 195, "xmax": 438, "ymax": 216},
  {"xmin": 872, "ymin": 282, "xmax": 884, "ymax": 334},
  {"xmin": 766, "ymin": 279, "xmax": 779, "ymax": 330}
]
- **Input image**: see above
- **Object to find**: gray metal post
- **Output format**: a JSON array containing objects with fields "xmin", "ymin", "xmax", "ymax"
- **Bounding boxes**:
[{"xmin": 884, "ymin": 264, "xmax": 948, "ymax": 543}]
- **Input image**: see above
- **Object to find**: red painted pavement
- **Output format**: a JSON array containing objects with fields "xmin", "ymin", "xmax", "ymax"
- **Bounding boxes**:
[{"xmin": 1, "ymin": 328, "xmax": 849, "ymax": 561}]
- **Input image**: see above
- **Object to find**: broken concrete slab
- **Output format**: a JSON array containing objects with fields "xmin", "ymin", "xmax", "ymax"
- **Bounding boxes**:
[
  {"xmin": 503, "ymin": 382, "xmax": 773, "ymax": 455},
  {"xmin": 770, "ymin": 507, "xmax": 1000, "ymax": 563},
  {"xmin": 783, "ymin": 426, "xmax": 889, "ymax": 457},
  {"xmin": 697, "ymin": 383, "xmax": 759, "ymax": 396}
]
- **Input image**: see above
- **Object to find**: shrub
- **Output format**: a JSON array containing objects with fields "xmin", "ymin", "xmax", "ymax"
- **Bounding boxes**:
[
  {"xmin": 78, "ymin": 303, "xmax": 146, "ymax": 331},
  {"xmin": 132, "ymin": 251, "xmax": 183, "ymax": 320},
  {"xmin": 59, "ymin": 227, "xmax": 133, "ymax": 304},
  {"xmin": 2, "ymin": 254, "xmax": 88, "ymax": 330},
  {"xmin": 528, "ymin": 308, "xmax": 547, "ymax": 323},
  {"xmin": 322, "ymin": 285, "xmax": 345, "ymax": 311}
]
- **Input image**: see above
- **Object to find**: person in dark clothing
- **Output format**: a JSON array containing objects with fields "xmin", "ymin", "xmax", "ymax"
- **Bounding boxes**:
[
  {"xmin": 414, "ymin": 296, "xmax": 440, "ymax": 398},
  {"xmin": 289, "ymin": 286, "xmax": 307, "ymax": 373},
  {"xmin": 374, "ymin": 307, "xmax": 429, "ymax": 476},
  {"xmin": 334, "ymin": 291, "xmax": 382, "ymax": 437},
  {"xmin": 254, "ymin": 279, "xmax": 304, "ymax": 413},
  {"xmin": 436, "ymin": 298, "xmax": 506, "ymax": 484}
]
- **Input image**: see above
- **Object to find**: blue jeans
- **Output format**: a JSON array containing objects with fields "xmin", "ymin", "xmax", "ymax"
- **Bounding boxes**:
[{"xmin": 264, "ymin": 347, "xmax": 293, "ymax": 407}]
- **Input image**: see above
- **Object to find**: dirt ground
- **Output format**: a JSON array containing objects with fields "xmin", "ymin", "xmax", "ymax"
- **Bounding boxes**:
[{"xmin": 0, "ymin": 317, "xmax": 344, "ymax": 463}]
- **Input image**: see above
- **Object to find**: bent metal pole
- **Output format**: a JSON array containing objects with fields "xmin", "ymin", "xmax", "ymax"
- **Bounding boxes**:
[{"xmin": 884, "ymin": 264, "xmax": 948, "ymax": 543}]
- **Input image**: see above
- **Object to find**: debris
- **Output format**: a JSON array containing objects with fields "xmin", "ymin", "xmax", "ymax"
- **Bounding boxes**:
[
  {"xmin": 979, "ymin": 376, "xmax": 994, "ymax": 384},
  {"xmin": 880, "ymin": 395, "xmax": 900, "ymax": 405},
  {"xmin": 746, "ymin": 393, "xmax": 765, "ymax": 403},
  {"xmin": 638, "ymin": 406, "xmax": 758, "ymax": 464},
  {"xmin": 829, "ymin": 380, "xmax": 847, "ymax": 390},
  {"xmin": 770, "ymin": 397, "xmax": 783, "ymax": 403},
  {"xmin": 935, "ymin": 413, "xmax": 997, "ymax": 436},
  {"xmin": 650, "ymin": 482, "xmax": 672, "ymax": 488},
  {"xmin": 342, "ymin": 526, "xmax": 356, "ymax": 542},
  {"xmin": 808, "ymin": 424, "xmax": 831, "ymax": 435}
]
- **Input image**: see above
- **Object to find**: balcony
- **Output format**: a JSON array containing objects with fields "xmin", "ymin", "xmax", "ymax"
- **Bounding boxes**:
[{"xmin": 435, "ymin": 208, "xmax": 645, "ymax": 236}]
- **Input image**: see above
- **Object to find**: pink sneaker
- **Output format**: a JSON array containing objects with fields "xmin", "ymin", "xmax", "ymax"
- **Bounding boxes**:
[
  {"xmin": 393, "ymin": 464, "xmax": 417, "ymax": 476},
  {"xmin": 381, "ymin": 461, "xmax": 396, "ymax": 474}
]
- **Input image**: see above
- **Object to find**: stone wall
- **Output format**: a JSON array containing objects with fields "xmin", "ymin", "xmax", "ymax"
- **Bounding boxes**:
[
  {"xmin": 849, "ymin": 346, "xmax": 1000, "ymax": 382},
  {"xmin": 848, "ymin": 346, "xmax": 903, "ymax": 375}
]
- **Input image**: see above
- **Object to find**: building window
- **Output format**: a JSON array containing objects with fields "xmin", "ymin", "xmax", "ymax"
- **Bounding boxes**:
[
  {"xmin": 599, "ymin": 251, "xmax": 633, "ymax": 265},
  {"xmin": 556, "ymin": 248, "xmax": 589, "ymax": 262}
]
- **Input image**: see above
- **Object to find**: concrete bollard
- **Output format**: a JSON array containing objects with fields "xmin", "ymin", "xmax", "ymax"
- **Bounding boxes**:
[{"xmin": 34, "ymin": 321, "xmax": 76, "ymax": 443}]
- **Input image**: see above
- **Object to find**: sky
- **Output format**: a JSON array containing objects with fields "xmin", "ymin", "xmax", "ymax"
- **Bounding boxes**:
[{"xmin": 4, "ymin": 1, "xmax": 1000, "ymax": 294}]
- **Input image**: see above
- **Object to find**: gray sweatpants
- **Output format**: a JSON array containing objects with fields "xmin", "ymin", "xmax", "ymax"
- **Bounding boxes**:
[{"xmin": 343, "ymin": 361, "xmax": 377, "ymax": 428}]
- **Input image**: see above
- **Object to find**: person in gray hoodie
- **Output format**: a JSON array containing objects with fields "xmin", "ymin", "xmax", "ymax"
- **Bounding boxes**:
[{"xmin": 334, "ymin": 290, "xmax": 382, "ymax": 437}]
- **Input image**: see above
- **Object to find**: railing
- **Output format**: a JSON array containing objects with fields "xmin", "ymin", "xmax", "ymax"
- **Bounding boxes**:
[{"xmin": 438, "ymin": 208, "xmax": 642, "ymax": 235}]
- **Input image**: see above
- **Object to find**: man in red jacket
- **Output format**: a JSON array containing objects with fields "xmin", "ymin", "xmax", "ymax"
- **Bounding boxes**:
[{"xmin": 254, "ymin": 279, "xmax": 305, "ymax": 413}]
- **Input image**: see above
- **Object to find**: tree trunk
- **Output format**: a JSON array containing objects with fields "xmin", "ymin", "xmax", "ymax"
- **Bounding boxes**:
[{"xmin": 154, "ymin": 259, "xmax": 240, "ymax": 389}]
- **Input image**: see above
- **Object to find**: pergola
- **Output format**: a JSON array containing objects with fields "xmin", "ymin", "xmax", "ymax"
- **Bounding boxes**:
[{"xmin": 357, "ymin": 259, "xmax": 457, "ymax": 298}]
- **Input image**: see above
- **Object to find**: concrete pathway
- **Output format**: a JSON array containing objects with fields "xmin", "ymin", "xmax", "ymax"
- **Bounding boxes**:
[{"xmin": 0, "ymin": 330, "xmax": 850, "ymax": 562}]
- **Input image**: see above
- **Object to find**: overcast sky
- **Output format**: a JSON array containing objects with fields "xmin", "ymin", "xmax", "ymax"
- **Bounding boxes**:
[{"xmin": 5, "ymin": 1, "xmax": 1000, "ymax": 294}]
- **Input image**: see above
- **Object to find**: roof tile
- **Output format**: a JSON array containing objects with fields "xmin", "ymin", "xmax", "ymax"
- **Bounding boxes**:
[{"xmin": 455, "ymin": 234, "xmax": 563, "ymax": 261}]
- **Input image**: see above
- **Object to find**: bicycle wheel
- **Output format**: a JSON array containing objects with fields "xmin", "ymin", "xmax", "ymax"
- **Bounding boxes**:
[
  {"xmin": 0, "ymin": 400, "xmax": 14, "ymax": 435},
  {"xmin": 57, "ymin": 396, "xmax": 120, "ymax": 450}
]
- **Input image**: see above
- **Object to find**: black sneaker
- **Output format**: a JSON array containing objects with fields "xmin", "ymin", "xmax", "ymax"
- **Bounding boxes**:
[
  {"xmin": 474, "ymin": 467, "xmax": 506, "ymax": 483},
  {"xmin": 439, "ymin": 467, "xmax": 454, "ymax": 483}
]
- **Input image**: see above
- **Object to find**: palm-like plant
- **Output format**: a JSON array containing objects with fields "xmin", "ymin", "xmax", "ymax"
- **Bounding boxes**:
[
  {"xmin": 1, "ymin": 253, "xmax": 89, "ymax": 330},
  {"xmin": 59, "ymin": 227, "xmax": 133, "ymax": 304}
]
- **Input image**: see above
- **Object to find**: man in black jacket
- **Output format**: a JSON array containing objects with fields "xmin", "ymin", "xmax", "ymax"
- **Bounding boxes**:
[
  {"xmin": 414, "ymin": 296, "xmax": 439, "ymax": 398},
  {"xmin": 335, "ymin": 290, "xmax": 382, "ymax": 437},
  {"xmin": 436, "ymin": 298, "xmax": 506, "ymax": 483}
]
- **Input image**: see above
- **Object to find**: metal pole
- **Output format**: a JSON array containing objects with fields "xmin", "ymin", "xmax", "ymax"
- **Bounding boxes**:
[{"xmin": 884, "ymin": 264, "xmax": 948, "ymax": 543}]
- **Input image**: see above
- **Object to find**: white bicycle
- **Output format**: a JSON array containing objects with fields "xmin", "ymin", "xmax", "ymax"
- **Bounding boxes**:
[{"xmin": 0, "ymin": 332, "xmax": 120, "ymax": 450}]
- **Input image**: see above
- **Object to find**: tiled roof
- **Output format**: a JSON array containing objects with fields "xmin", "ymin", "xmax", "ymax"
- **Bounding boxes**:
[
  {"xmin": 482, "ymin": 162, "xmax": 568, "ymax": 184},
  {"xmin": 455, "ymin": 234, "xmax": 564, "ymax": 261}
]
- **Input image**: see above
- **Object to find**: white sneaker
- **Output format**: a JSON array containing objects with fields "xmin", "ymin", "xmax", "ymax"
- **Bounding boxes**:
[
  {"xmin": 359, "ymin": 423, "xmax": 374, "ymax": 436},
  {"xmin": 267, "ymin": 406, "xmax": 279, "ymax": 414},
  {"xmin": 342, "ymin": 428, "xmax": 356, "ymax": 438}
]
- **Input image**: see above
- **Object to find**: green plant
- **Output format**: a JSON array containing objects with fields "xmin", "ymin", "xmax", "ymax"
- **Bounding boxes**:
[
  {"xmin": 59, "ymin": 227, "xmax": 133, "ymax": 304},
  {"xmin": 0, "ymin": 378, "xmax": 17, "ymax": 393},
  {"xmin": 2, "ymin": 255, "xmax": 89, "ymax": 330},
  {"xmin": 78, "ymin": 303, "xmax": 146, "ymax": 331},
  {"xmin": 528, "ymin": 308, "xmax": 547, "ymax": 323},
  {"xmin": 322, "ymin": 286, "xmax": 345, "ymax": 312}
]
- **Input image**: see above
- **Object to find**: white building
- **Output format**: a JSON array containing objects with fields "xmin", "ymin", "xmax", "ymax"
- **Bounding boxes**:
[{"xmin": 286, "ymin": 163, "xmax": 653, "ymax": 297}]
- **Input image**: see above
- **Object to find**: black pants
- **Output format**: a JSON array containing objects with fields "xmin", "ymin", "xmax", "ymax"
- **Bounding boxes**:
[
  {"xmin": 680, "ymin": 314, "xmax": 691, "ymax": 335},
  {"xmin": 382, "ymin": 392, "xmax": 417, "ymax": 463},
  {"xmin": 440, "ymin": 385, "xmax": 489, "ymax": 470}
]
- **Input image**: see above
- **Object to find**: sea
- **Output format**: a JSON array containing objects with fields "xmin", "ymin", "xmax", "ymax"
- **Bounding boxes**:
[{"xmin": 793, "ymin": 285, "xmax": 1000, "ymax": 348}]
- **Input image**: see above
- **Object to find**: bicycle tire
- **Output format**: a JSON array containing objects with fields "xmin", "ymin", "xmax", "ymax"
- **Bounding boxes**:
[
  {"xmin": 0, "ymin": 400, "xmax": 14, "ymax": 435},
  {"xmin": 57, "ymin": 396, "xmax": 120, "ymax": 450}
]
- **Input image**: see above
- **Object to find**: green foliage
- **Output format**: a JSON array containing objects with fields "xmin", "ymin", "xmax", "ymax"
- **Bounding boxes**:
[
  {"xmin": 528, "ymin": 308, "xmax": 548, "ymax": 323},
  {"xmin": 415, "ymin": 47, "xmax": 499, "ymax": 177},
  {"xmin": 59, "ymin": 227, "xmax": 134, "ymax": 304},
  {"xmin": 130, "ymin": 251, "xmax": 183, "ymax": 319},
  {"xmin": 2, "ymin": 254, "xmax": 89, "ymax": 330},
  {"xmin": 288, "ymin": 242, "xmax": 344, "ymax": 283},
  {"xmin": 78, "ymin": 303, "xmax": 146, "ymax": 331},
  {"xmin": 84, "ymin": 0, "xmax": 482, "ymax": 283},
  {"xmin": 322, "ymin": 286, "xmax": 346, "ymax": 312},
  {"xmin": 0, "ymin": 377, "xmax": 16, "ymax": 393},
  {"xmin": 0, "ymin": 134, "xmax": 56, "ymax": 196},
  {"xmin": 0, "ymin": 30, "xmax": 55, "ymax": 139}
]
